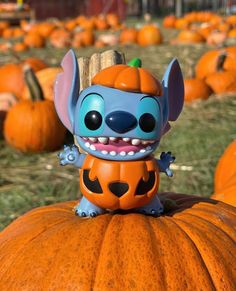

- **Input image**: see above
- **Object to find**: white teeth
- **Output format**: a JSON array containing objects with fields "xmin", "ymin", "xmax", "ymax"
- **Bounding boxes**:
[
  {"xmin": 146, "ymin": 146, "xmax": 152, "ymax": 151},
  {"xmin": 110, "ymin": 151, "xmax": 117, "ymax": 156},
  {"xmin": 89, "ymin": 137, "xmax": 97, "ymax": 142},
  {"xmin": 128, "ymin": 151, "xmax": 135, "ymax": 156},
  {"xmin": 139, "ymin": 149, "xmax": 146, "ymax": 153},
  {"xmin": 90, "ymin": 145, "xmax": 96, "ymax": 151},
  {"xmin": 142, "ymin": 140, "xmax": 150, "ymax": 145},
  {"xmin": 101, "ymin": 150, "xmax": 108, "ymax": 155},
  {"xmin": 109, "ymin": 137, "xmax": 117, "ymax": 141},
  {"xmin": 98, "ymin": 137, "xmax": 108, "ymax": 144},
  {"xmin": 123, "ymin": 137, "xmax": 131, "ymax": 142},
  {"xmin": 85, "ymin": 142, "xmax": 90, "ymax": 148},
  {"xmin": 119, "ymin": 151, "xmax": 126, "ymax": 156},
  {"xmin": 83, "ymin": 137, "xmax": 88, "ymax": 140},
  {"xmin": 131, "ymin": 139, "xmax": 141, "ymax": 145}
]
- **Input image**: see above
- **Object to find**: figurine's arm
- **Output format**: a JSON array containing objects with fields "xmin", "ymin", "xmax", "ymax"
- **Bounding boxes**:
[
  {"xmin": 156, "ymin": 152, "xmax": 175, "ymax": 177},
  {"xmin": 58, "ymin": 145, "xmax": 86, "ymax": 168}
]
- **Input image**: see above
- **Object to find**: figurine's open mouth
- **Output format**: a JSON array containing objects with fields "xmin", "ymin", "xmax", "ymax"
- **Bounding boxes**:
[{"xmin": 80, "ymin": 136, "xmax": 157, "ymax": 157}]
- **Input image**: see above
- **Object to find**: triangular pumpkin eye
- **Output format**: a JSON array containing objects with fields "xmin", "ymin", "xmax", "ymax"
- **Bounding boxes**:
[
  {"xmin": 83, "ymin": 170, "xmax": 103, "ymax": 193},
  {"xmin": 135, "ymin": 171, "xmax": 156, "ymax": 195}
]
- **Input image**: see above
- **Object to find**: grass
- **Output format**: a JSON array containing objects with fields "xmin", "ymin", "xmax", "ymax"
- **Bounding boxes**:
[{"xmin": 0, "ymin": 25, "xmax": 236, "ymax": 230}]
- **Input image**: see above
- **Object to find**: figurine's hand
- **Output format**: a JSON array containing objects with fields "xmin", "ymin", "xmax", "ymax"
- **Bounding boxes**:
[
  {"xmin": 159, "ymin": 151, "xmax": 175, "ymax": 177},
  {"xmin": 58, "ymin": 145, "xmax": 80, "ymax": 166}
]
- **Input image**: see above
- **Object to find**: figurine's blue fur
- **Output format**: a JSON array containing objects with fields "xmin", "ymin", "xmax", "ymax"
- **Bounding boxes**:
[{"xmin": 55, "ymin": 50, "xmax": 184, "ymax": 217}]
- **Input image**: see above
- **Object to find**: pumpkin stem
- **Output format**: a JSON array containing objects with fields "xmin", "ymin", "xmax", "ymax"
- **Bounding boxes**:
[
  {"xmin": 23, "ymin": 64, "xmax": 44, "ymax": 101},
  {"xmin": 216, "ymin": 51, "xmax": 227, "ymax": 72},
  {"xmin": 128, "ymin": 58, "xmax": 142, "ymax": 68}
]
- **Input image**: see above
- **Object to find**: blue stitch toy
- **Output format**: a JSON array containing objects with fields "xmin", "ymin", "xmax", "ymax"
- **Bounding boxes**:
[{"xmin": 54, "ymin": 50, "xmax": 184, "ymax": 217}]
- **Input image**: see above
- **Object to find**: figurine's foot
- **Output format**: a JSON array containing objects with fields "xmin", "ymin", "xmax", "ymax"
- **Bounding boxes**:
[
  {"xmin": 74, "ymin": 197, "xmax": 106, "ymax": 217},
  {"xmin": 135, "ymin": 195, "xmax": 164, "ymax": 216}
]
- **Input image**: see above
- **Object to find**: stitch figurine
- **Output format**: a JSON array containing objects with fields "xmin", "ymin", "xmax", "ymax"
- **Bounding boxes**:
[{"xmin": 54, "ymin": 50, "xmax": 184, "ymax": 217}]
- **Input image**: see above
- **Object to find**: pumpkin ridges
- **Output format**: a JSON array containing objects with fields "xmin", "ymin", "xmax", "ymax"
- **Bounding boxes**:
[
  {"xmin": 114, "ymin": 66, "xmax": 141, "ymax": 92},
  {"xmin": 92, "ymin": 64, "xmax": 127, "ymax": 88},
  {"xmin": 1, "ymin": 195, "xmax": 236, "ymax": 290},
  {"xmin": 139, "ymin": 67, "xmax": 162, "ymax": 96},
  {"xmin": 173, "ymin": 214, "xmax": 236, "ymax": 290}
]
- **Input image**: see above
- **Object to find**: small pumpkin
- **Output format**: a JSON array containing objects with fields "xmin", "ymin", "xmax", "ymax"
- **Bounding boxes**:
[
  {"xmin": 72, "ymin": 30, "xmax": 95, "ymax": 47},
  {"xmin": 119, "ymin": 27, "xmax": 138, "ymax": 44},
  {"xmin": 24, "ymin": 32, "xmax": 45, "ymax": 48},
  {"xmin": 214, "ymin": 140, "xmax": 236, "ymax": 193},
  {"xmin": 0, "ymin": 192, "xmax": 235, "ymax": 290},
  {"xmin": 176, "ymin": 30, "xmax": 205, "ymax": 44},
  {"xmin": 12, "ymin": 42, "xmax": 28, "ymax": 52},
  {"xmin": 92, "ymin": 59, "xmax": 162, "ymax": 96},
  {"xmin": 184, "ymin": 78, "xmax": 212, "ymax": 102},
  {"xmin": 22, "ymin": 67, "xmax": 62, "ymax": 101},
  {"xmin": 163, "ymin": 15, "xmax": 176, "ymax": 28},
  {"xmin": 137, "ymin": 24, "xmax": 163, "ymax": 46},
  {"xmin": 50, "ymin": 29, "xmax": 71, "ymax": 48},
  {"xmin": 106, "ymin": 13, "xmax": 120, "ymax": 28},
  {"xmin": 94, "ymin": 15, "xmax": 109, "ymax": 30},
  {"xmin": 4, "ymin": 65, "xmax": 66, "ymax": 152},
  {"xmin": 175, "ymin": 18, "xmax": 189, "ymax": 30},
  {"xmin": 205, "ymin": 53, "xmax": 236, "ymax": 94},
  {"xmin": 37, "ymin": 22, "xmax": 56, "ymax": 38},
  {"xmin": 228, "ymin": 28, "xmax": 236, "ymax": 38}
]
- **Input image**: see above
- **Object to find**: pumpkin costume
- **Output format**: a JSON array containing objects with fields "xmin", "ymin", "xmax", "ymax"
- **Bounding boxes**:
[{"xmin": 80, "ymin": 154, "xmax": 160, "ymax": 210}]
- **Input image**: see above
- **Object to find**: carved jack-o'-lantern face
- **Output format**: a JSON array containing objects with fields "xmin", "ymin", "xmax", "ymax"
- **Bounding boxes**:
[{"xmin": 80, "ymin": 155, "xmax": 159, "ymax": 210}]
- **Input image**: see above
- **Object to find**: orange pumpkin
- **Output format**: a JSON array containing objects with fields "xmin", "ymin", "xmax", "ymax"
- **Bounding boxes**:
[
  {"xmin": 226, "ymin": 15, "xmax": 236, "ymax": 26},
  {"xmin": 50, "ymin": 29, "xmax": 71, "ymax": 48},
  {"xmin": 163, "ymin": 15, "xmax": 176, "ymax": 28},
  {"xmin": 22, "ymin": 67, "xmax": 62, "ymax": 101},
  {"xmin": 4, "ymin": 66, "xmax": 66, "ymax": 152},
  {"xmin": 24, "ymin": 32, "xmax": 45, "ymax": 48},
  {"xmin": 119, "ymin": 27, "xmax": 138, "ymax": 44},
  {"xmin": 72, "ymin": 30, "xmax": 95, "ymax": 47},
  {"xmin": 12, "ymin": 42, "xmax": 28, "ymax": 52},
  {"xmin": 0, "ymin": 192, "xmax": 236, "ymax": 290},
  {"xmin": 214, "ymin": 140, "xmax": 236, "ymax": 193},
  {"xmin": 184, "ymin": 79, "xmax": 212, "ymax": 102},
  {"xmin": 80, "ymin": 155, "xmax": 159, "ymax": 210},
  {"xmin": 195, "ymin": 47, "xmax": 236, "ymax": 80},
  {"xmin": 228, "ymin": 28, "xmax": 236, "ymax": 38},
  {"xmin": 176, "ymin": 30, "xmax": 205, "ymax": 44},
  {"xmin": 211, "ymin": 175, "xmax": 236, "ymax": 206},
  {"xmin": 137, "ymin": 24, "xmax": 163, "ymax": 46},
  {"xmin": 106, "ymin": 13, "xmax": 120, "ymax": 28},
  {"xmin": 92, "ymin": 62, "xmax": 162, "ymax": 96},
  {"xmin": 205, "ymin": 70, "xmax": 236, "ymax": 94},
  {"xmin": 175, "ymin": 18, "xmax": 189, "ymax": 29},
  {"xmin": 37, "ymin": 22, "xmax": 56, "ymax": 38},
  {"xmin": 94, "ymin": 15, "xmax": 109, "ymax": 30}
]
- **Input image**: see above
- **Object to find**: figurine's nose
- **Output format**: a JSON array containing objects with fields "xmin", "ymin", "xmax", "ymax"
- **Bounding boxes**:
[{"xmin": 105, "ymin": 111, "xmax": 137, "ymax": 133}]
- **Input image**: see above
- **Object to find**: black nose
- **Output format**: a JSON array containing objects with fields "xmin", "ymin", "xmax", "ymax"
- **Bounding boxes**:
[{"xmin": 105, "ymin": 111, "xmax": 137, "ymax": 133}]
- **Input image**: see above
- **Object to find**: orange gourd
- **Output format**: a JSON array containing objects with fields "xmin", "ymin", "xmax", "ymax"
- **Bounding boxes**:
[
  {"xmin": 50, "ymin": 29, "xmax": 71, "ymax": 48},
  {"xmin": 163, "ymin": 15, "xmax": 176, "ymax": 28},
  {"xmin": 92, "ymin": 62, "xmax": 162, "ymax": 96},
  {"xmin": 0, "ymin": 192, "xmax": 236, "ymax": 290},
  {"xmin": 176, "ymin": 30, "xmax": 205, "ymax": 44},
  {"xmin": 22, "ymin": 67, "xmax": 62, "ymax": 101},
  {"xmin": 137, "ymin": 24, "xmax": 163, "ymax": 46},
  {"xmin": 228, "ymin": 28, "xmax": 236, "ymax": 38},
  {"xmin": 12, "ymin": 42, "xmax": 28, "ymax": 52},
  {"xmin": 24, "ymin": 32, "xmax": 45, "ymax": 48},
  {"xmin": 184, "ymin": 79, "xmax": 212, "ymax": 102},
  {"xmin": 4, "ymin": 66, "xmax": 66, "ymax": 152},
  {"xmin": 119, "ymin": 27, "xmax": 138, "ymax": 44},
  {"xmin": 214, "ymin": 140, "xmax": 236, "ymax": 193}
]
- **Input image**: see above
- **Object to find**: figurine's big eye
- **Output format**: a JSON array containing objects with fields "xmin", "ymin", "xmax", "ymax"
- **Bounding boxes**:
[
  {"xmin": 85, "ymin": 110, "xmax": 103, "ymax": 130},
  {"xmin": 139, "ymin": 113, "xmax": 156, "ymax": 132}
]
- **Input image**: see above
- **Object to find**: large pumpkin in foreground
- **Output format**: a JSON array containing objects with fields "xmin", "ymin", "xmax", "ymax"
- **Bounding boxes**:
[{"xmin": 0, "ymin": 192, "xmax": 235, "ymax": 290}]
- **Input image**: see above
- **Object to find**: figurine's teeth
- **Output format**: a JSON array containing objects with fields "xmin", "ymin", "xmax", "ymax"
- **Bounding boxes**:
[
  {"xmin": 119, "ymin": 151, "xmax": 126, "ymax": 156},
  {"xmin": 101, "ymin": 150, "xmax": 108, "ymax": 155},
  {"xmin": 85, "ymin": 142, "xmax": 90, "ymax": 148},
  {"xmin": 123, "ymin": 137, "xmax": 131, "ymax": 142},
  {"xmin": 98, "ymin": 137, "xmax": 108, "ymax": 144},
  {"xmin": 141, "ymin": 140, "xmax": 150, "ymax": 145},
  {"xmin": 110, "ymin": 151, "xmax": 117, "ymax": 156},
  {"xmin": 90, "ymin": 145, "xmax": 96, "ymax": 151},
  {"xmin": 83, "ymin": 137, "xmax": 88, "ymax": 140},
  {"xmin": 139, "ymin": 149, "xmax": 146, "ymax": 153},
  {"xmin": 89, "ymin": 137, "xmax": 97, "ymax": 142},
  {"xmin": 131, "ymin": 138, "xmax": 141, "ymax": 145},
  {"xmin": 128, "ymin": 151, "xmax": 135, "ymax": 156},
  {"xmin": 146, "ymin": 146, "xmax": 152, "ymax": 151},
  {"xmin": 109, "ymin": 137, "xmax": 118, "ymax": 141}
]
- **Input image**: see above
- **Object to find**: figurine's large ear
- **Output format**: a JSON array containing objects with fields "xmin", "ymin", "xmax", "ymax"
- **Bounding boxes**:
[
  {"xmin": 162, "ymin": 59, "xmax": 184, "ymax": 122},
  {"xmin": 54, "ymin": 49, "xmax": 79, "ymax": 133}
]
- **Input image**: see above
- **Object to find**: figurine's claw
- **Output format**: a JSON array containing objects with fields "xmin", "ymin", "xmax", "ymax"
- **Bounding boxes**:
[
  {"xmin": 74, "ymin": 197, "xmax": 106, "ymax": 218},
  {"xmin": 57, "ymin": 144, "xmax": 80, "ymax": 166},
  {"xmin": 135, "ymin": 195, "xmax": 164, "ymax": 216},
  {"xmin": 158, "ymin": 151, "xmax": 175, "ymax": 177}
]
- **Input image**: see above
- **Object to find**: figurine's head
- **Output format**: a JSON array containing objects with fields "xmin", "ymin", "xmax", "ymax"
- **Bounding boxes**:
[{"xmin": 54, "ymin": 50, "xmax": 184, "ymax": 161}]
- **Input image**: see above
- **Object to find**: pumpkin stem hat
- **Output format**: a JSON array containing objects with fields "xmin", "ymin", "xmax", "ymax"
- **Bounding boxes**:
[{"xmin": 92, "ymin": 57, "xmax": 163, "ymax": 96}]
